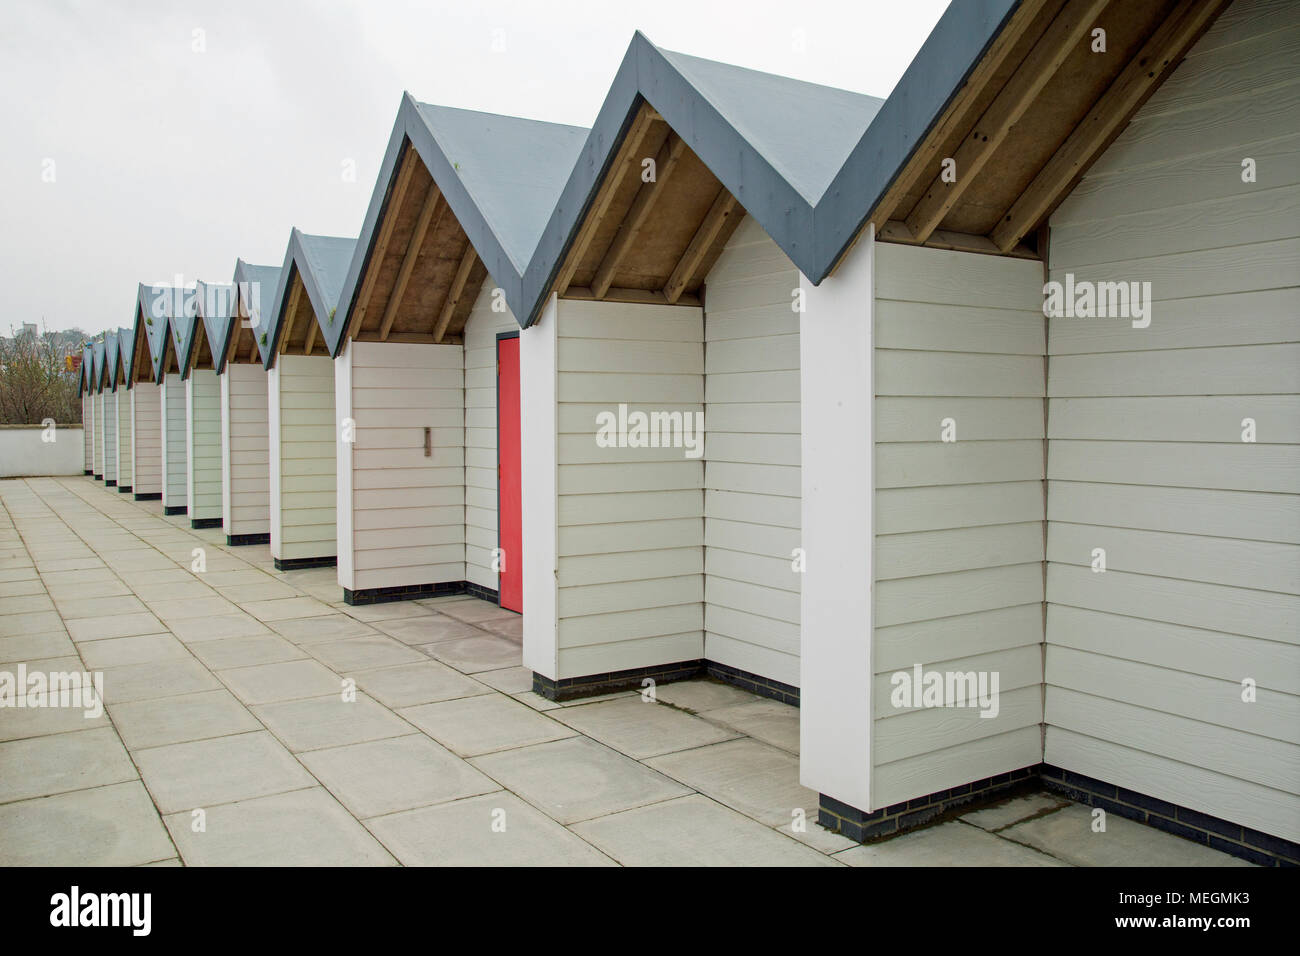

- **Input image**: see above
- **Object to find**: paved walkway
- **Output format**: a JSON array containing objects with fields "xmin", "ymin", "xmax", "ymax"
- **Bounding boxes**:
[{"xmin": 0, "ymin": 477, "xmax": 1249, "ymax": 866}]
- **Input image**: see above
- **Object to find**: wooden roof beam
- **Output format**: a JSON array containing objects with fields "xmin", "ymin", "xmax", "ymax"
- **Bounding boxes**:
[
  {"xmin": 433, "ymin": 243, "xmax": 478, "ymax": 343},
  {"xmin": 346, "ymin": 146, "xmax": 419, "ymax": 342},
  {"xmin": 304, "ymin": 316, "xmax": 319, "ymax": 355},
  {"xmin": 992, "ymin": 0, "xmax": 1230, "ymax": 252},
  {"xmin": 591, "ymin": 131, "xmax": 688, "ymax": 300},
  {"xmin": 380, "ymin": 184, "xmax": 444, "ymax": 341},
  {"xmin": 906, "ymin": 0, "xmax": 1110, "ymax": 243},
  {"xmin": 554, "ymin": 104, "xmax": 659, "ymax": 296},
  {"xmin": 665, "ymin": 187, "xmax": 738, "ymax": 303},
  {"xmin": 278, "ymin": 280, "xmax": 302, "ymax": 354}
]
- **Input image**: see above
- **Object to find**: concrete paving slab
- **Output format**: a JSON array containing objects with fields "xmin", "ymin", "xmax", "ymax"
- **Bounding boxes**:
[
  {"xmin": 165, "ymin": 613, "xmax": 273, "ymax": 643},
  {"xmin": 0, "ymin": 593, "xmax": 55, "ymax": 615},
  {"xmin": 366, "ymin": 792, "xmax": 613, "ymax": 867},
  {"xmin": 471, "ymin": 736, "xmax": 691, "ymax": 825},
  {"xmin": 418, "ymin": 634, "xmax": 521, "ymax": 673},
  {"xmin": 0, "ymin": 630, "xmax": 76, "ymax": 665},
  {"xmin": 134, "ymin": 730, "xmax": 315, "ymax": 813},
  {"xmin": 51, "ymin": 594, "xmax": 146, "ymax": 619},
  {"xmin": 299, "ymin": 733, "xmax": 500, "ymax": 818},
  {"xmin": 373, "ymin": 615, "xmax": 482, "ymax": 645},
  {"xmin": 473, "ymin": 666, "xmax": 534, "ymax": 695},
  {"xmin": 645, "ymin": 678, "xmax": 760, "ymax": 713},
  {"xmin": 0, "ymin": 610, "xmax": 65, "ymax": 637},
  {"xmin": 108, "ymin": 688, "xmax": 262, "ymax": 750},
  {"xmin": 148, "ymin": 595, "xmax": 242, "ymax": 622},
  {"xmin": 999, "ymin": 804, "xmax": 1253, "ymax": 867},
  {"xmin": 164, "ymin": 788, "xmax": 396, "ymax": 866},
  {"xmin": 308, "ymin": 635, "xmax": 426, "ymax": 672},
  {"xmin": 554, "ymin": 696, "xmax": 741, "ymax": 759},
  {"xmin": 97, "ymin": 657, "xmax": 221, "ymax": 704},
  {"xmin": 218, "ymin": 659, "xmax": 343, "ymax": 705},
  {"xmin": 960, "ymin": 791, "xmax": 1073, "ymax": 832},
  {"xmin": 700, "ymin": 698, "xmax": 800, "ymax": 754},
  {"xmin": 340, "ymin": 601, "xmax": 434, "ymax": 623},
  {"xmin": 186, "ymin": 634, "xmax": 306, "ymax": 670},
  {"xmin": 574, "ymin": 794, "xmax": 839, "ymax": 867},
  {"xmin": 0, "ymin": 781, "xmax": 175, "ymax": 866},
  {"xmin": 351, "ymin": 660, "xmax": 489, "ymax": 708},
  {"xmin": 240, "ymin": 596, "xmax": 334, "ymax": 622},
  {"xmin": 251, "ymin": 693, "xmax": 413, "ymax": 752},
  {"xmin": 77, "ymin": 632, "xmax": 189, "ymax": 669},
  {"xmin": 401, "ymin": 694, "xmax": 575, "ymax": 757},
  {"xmin": 270, "ymin": 614, "xmax": 381, "ymax": 644},
  {"xmin": 835, "ymin": 820, "xmax": 1069, "ymax": 867},
  {"xmin": 438, "ymin": 601, "xmax": 520, "ymax": 625},
  {"xmin": 65, "ymin": 612, "xmax": 167, "ymax": 643},
  {"xmin": 0, "ymin": 727, "xmax": 137, "ymax": 802}
]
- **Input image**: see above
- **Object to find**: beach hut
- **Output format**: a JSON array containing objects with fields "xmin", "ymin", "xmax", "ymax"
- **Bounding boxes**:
[
  {"xmin": 80, "ymin": 344, "xmax": 94, "ymax": 475},
  {"xmin": 262, "ymin": 230, "xmax": 356, "ymax": 569},
  {"xmin": 90, "ymin": 340, "xmax": 105, "ymax": 480},
  {"xmin": 328, "ymin": 98, "xmax": 585, "ymax": 606},
  {"xmin": 123, "ymin": 283, "xmax": 171, "ymax": 501},
  {"xmin": 111, "ymin": 328, "xmax": 135, "ymax": 493},
  {"xmin": 169, "ymin": 287, "xmax": 223, "ymax": 528},
  {"xmin": 100, "ymin": 332, "xmax": 119, "ymax": 488},
  {"xmin": 206, "ymin": 263, "xmax": 280, "ymax": 545}
]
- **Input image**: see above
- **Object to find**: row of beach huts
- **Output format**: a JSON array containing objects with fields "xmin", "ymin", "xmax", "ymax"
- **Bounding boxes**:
[{"xmin": 74, "ymin": 0, "xmax": 1299, "ymax": 862}]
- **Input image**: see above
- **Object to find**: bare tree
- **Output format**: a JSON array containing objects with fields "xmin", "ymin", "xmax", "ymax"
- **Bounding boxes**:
[{"xmin": 0, "ymin": 324, "xmax": 86, "ymax": 424}]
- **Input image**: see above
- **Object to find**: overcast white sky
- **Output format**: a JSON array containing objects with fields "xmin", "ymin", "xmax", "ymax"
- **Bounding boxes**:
[{"xmin": 1, "ymin": 0, "xmax": 949, "ymax": 337}]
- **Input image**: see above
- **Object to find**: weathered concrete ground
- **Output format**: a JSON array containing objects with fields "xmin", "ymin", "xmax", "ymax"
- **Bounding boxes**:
[{"xmin": 0, "ymin": 477, "xmax": 1249, "ymax": 866}]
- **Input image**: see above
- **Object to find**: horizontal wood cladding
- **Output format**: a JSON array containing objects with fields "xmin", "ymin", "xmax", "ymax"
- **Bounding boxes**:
[
  {"xmin": 872, "ymin": 240, "xmax": 1046, "ymax": 810},
  {"xmin": 274, "ymin": 355, "xmax": 336, "ymax": 562},
  {"xmin": 1043, "ymin": 0, "xmax": 1300, "ymax": 844}
]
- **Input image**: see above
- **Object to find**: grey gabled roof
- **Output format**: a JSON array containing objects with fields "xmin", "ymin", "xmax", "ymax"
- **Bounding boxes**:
[
  {"xmin": 195, "ymin": 279, "xmax": 236, "ymax": 374},
  {"xmin": 79, "ymin": 345, "xmax": 93, "ymax": 395},
  {"xmin": 166, "ymin": 287, "xmax": 203, "ymax": 381},
  {"xmin": 264, "ymin": 229, "xmax": 356, "ymax": 368},
  {"xmin": 103, "ymin": 332, "xmax": 120, "ymax": 393},
  {"xmin": 231, "ymin": 259, "xmax": 282, "ymax": 368},
  {"xmin": 331, "ymin": 96, "xmax": 587, "ymax": 356},
  {"xmin": 520, "ymin": 9, "xmax": 1018, "ymax": 325},
  {"xmin": 135, "ymin": 284, "xmax": 177, "ymax": 385},
  {"xmin": 116, "ymin": 327, "xmax": 135, "ymax": 389},
  {"xmin": 91, "ymin": 340, "xmax": 105, "ymax": 393}
]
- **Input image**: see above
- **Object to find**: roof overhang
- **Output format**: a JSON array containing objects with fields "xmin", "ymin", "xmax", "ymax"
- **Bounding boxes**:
[{"xmin": 264, "ymin": 229, "xmax": 356, "ymax": 368}]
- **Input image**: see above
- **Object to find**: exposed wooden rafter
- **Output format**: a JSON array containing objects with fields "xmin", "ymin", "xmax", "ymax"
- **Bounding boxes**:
[
  {"xmin": 564, "ymin": 286, "xmax": 701, "ymax": 309},
  {"xmin": 865, "ymin": 0, "xmax": 1051, "ymax": 235},
  {"xmin": 347, "ymin": 146, "xmax": 419, "ymax": 342},
  {"xmin": 991, "ymin": 0, "xmax": 1230, "ymax": 251},
  {"xmin": 278, "ymin": 280, "xmax": 302, "ymax": 354},
  {"xmin": 591, "ymin": 131, "xmax": 688, "ymax": 299},
  {"xmin": 665, "ymin": 187, "xmax": 738, "ymax": 303},
  {"xmin": 380, "ymin": 184, "xmax": 444, "ymax": 341},
  {"xmin": 879, "ymin": 219, "xmax": 1039, "ymax": 259},
  {"xmin": 433, "ymin": 243, "xmax": 478, "ymax": 343},
  {"xmin": 555, "ymin": 104, "xmax": 659, "ymax": 296},
  {"xmin": 906, "ymin": 0, "xmax": 1110, "ymax": 243},
  {"xmin": 304, "ymin": 317, "xmax": 318, "ymax": 355}
]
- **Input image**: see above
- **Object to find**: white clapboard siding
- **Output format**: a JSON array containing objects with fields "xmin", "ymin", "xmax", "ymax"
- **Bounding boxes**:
[
  {"xmin": 271, "ymin": 355, "xmax": 336, "ymax": 562},
  {"xmin": 221, "ymin": 363, "xmax": 269, "ymax": 538},
  {"xmin": 185, "ymin": 370, "xmax": 222, "ymax": 521},
  {"xmin": 92, "ymin": 393, "xmax": 103, "ymax": 475},
  {"xmin": 82, "ymin": 395, "xmax": 92, "ymax": 470},
  {"xmin": 339, "ymin": 339, "xmax": 465, "ymax": 591},
  {"xmin": 116, "ymin": 385, "xmax": 133, "ymax": 488},
  {"xmin": 555, "ymin": 297, "xmax": 704, "ymax": 679},
  {"xmin": 131, "ymin": 382, "xmax": 162, "ymax": 496},
  {"xmin": 872, "ymin": 240, "xmax": 1046, "ymax": 809},
  {"xmin": 161, "ymin": 374, "xmax": 187, "ymax": 508},
  {"xmin": 702, "ymin": 216, "xmax": 802, "ymax": 687},
  {"xmin": 1044, "ymin": 0, "xmax": 1300, "ymax": 843},
  {"xmin": 102, "ymin": 391, "xmax": 117, "ymax": 484},
  {"xmin": 464, "ymin": 284, "xmax": 519, "ymax": 591}
]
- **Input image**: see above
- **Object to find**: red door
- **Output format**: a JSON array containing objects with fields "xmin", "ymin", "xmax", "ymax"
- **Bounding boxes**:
[{"xmin": 497, "ymin": 336, "xmax": 523, "ymax": 612}]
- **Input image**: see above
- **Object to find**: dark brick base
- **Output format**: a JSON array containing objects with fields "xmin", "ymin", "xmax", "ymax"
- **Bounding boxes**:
[
  {"xmin": 275, "ymin": 555, "xmax": 337, "ymax": 571},
  {"xmin": 706, "ymin": 661, "xmax": 799, "ymax": 706},
  {"xmin": 465, "ymin": 581, "xmax": 501, "ymax": 604},
  {"xmin": 84, "ymin": 469, "xmax": 93, "ymax": 476},
  {"xmin": 226, "ymin": 533, "xmax": 270, "ymax": 547},
  {"xmin": 820, "ymin": 764, "xmax": 1300, "ymax": 867},
  {"xmin": 105, "ymin": 479, "xmax": 116, "ymax": 487},
  {"xmin": 117, "ymin": 485, "xmax": 132, "ymax": 494},
  {"xmin": 1039, "ymin": 764, "xmax": 1300, "ymax": 867},
  {"xmin": 344, "ymin": 580, "xmax": 467, "ymax": 606},
  {"xmin": 133, "ymin": 492, "xmax": 162, "ymax": 501},
  {"xmin": 533, "ymin": 660, "xmax": 704, "ymax": 702},
  {"xmin": 163, "ymin": 505, "xmax": 186, "ymax": 515},
  {"xmin": 190, "ymin": 517, "xmax": 222, "ymax": 529},
  {"xmin": 93, "ymin": 473, "xmax": 102, "ymax": 480},
  {"xmin": 532, "ymin": 659, "xmax": 799, "ymax": 705}
]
